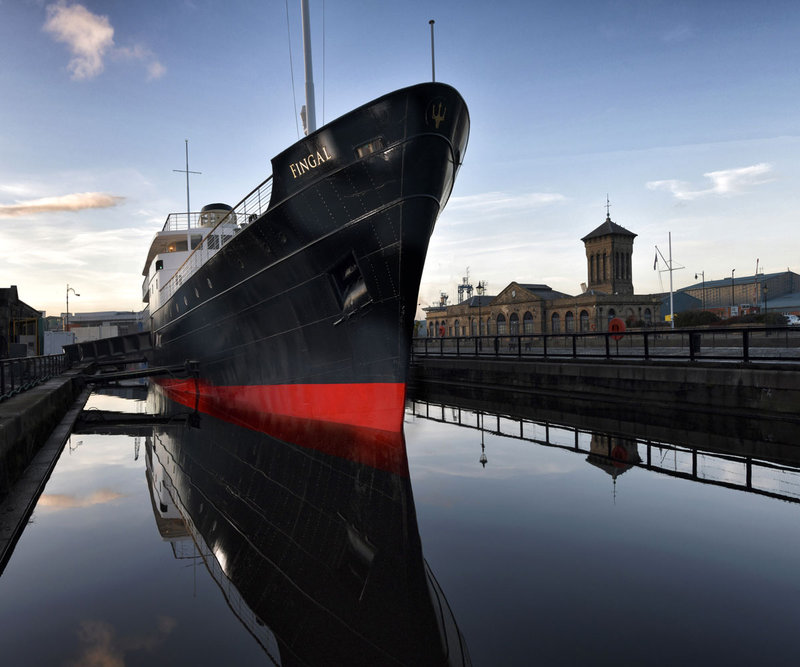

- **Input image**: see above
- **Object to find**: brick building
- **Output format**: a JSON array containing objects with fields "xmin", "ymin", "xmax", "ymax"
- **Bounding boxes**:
[
  {"xmin": 424, "ymin": 214, "xmax": 662, "ymax": 336},
  {"xmin": 0, "ymin": 286, "xmax": 42, "ymax": 357}
]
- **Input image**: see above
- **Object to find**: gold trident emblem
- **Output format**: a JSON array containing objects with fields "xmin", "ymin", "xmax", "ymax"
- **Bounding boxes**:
[{"xmin": 431, "ymin": 102, "xmax": 446, "ymax": 129}]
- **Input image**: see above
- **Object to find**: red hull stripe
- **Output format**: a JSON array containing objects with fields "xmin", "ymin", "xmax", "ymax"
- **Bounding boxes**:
[{"xmin": 155, "ymin": 378, "xmax": 409, "ymax": 475}]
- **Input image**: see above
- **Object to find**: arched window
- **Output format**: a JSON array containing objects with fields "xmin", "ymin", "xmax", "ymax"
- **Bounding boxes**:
[
  {"xmin": 471, "ymin": 318, "xmax": 477, "ymax": 335},
  {"xmin": 551, "ymin": 312, "xmax": 561, "ymax": 334},
  {"xmin": 565, "ymin": 311, "xmax": 574, "ymax": 332},
  {"xmin": 644, "ymin": 308, "xmax": 652, "ymax": 325},
  {"xmin": 485, "ymin": 316, "xmax": 491, "ymax": 335},
  {"xmin": 589, "ymin": 255, "xmax": 595, "ymax": 283},
  {"xmin": 496, "ymin": 313, "xmax": 507, "ymax": 335},
  {"xmin": 454, "ymin": 319, "xmax": 460, "ymax": 337},
  {"xmin": 607, "ymin": 308, "xmax": 616, "ymax": 324},
  {"xmin": 509, "ymin": 313, "xmax": 519, "ymax": 335},
  {"xmin": 580, "ymin": 310, "xmax": 590, "ymax": 332},
  {"xmin": 523, "ymin": 311, "xmax": 534, "ymax": 334}
]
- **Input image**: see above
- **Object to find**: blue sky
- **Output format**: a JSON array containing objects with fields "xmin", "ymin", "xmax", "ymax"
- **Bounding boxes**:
[{"xmin": 1, "ymin": 0, "xmax": 798, "ymax": 318}]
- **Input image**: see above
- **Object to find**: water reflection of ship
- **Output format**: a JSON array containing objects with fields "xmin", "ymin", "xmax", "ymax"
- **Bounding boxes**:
[{"xmin": 144, "ymin": 392, "xmax": 470, "ymax": 666}]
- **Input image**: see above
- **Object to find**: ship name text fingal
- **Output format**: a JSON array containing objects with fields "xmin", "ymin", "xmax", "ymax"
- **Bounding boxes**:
[{"xmin": 289, "ymin": 146, "xmax": 333, "ymax": 179}]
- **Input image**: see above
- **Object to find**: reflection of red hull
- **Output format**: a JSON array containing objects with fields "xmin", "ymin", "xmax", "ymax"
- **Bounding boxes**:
[{"xmin": 156, "ymin": 378, "xmax": 409, "ymax": 475}]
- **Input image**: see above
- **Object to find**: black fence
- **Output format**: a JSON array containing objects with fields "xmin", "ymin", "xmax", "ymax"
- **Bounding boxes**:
[
  {"xmin": 0, "ymin": 354, "xmax": 70, "ymax": 402},
  {"xmin": 412, "ymin": 326, "xmax": 800, "ymax": 363},
  {"xmin": 408, "ymin": 399, "xmax": 800, "ymax": 505}
]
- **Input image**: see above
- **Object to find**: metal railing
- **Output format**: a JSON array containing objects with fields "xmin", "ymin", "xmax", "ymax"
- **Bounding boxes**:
[
  {"xmin": 408, "ymin": 399, "xmax": 800, "ymax": 505},
  {"xmin": 0, "ymin": 354, "xmax": 69, "ymax": 402},
  {"xmin": 412, "ymin": 326, "xmax": 800, "ymax": 363},
  {"xmin": 160, "ymin": 175, "xmax": 274, "ymax": 303}
]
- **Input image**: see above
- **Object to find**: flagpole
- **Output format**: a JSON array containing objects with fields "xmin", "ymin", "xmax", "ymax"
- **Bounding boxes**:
[
  {"xmin": 655, "ymin": 234, "xmax": 681, "ymax": 329},
  {"xmin": 668, "ymin": 232, "xmax": 674, "ymax": 329}
]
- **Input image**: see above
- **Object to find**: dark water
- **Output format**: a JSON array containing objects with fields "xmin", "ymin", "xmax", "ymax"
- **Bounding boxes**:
[{"xmin": 1, "ymin": 388, "xmax": 799, "ymax": 665}]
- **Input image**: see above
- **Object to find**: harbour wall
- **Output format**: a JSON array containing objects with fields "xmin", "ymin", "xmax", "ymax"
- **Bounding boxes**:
[
  {"xmin": 410, "ymin": 357, "xmax": 800, "ymax": 420},
  {"xmin": 0, "ymin": 369, "xmax": 87, "ymax": 497}
]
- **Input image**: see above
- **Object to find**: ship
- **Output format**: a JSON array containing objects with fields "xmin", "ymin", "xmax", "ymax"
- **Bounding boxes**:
[
  {"xmin": 141, "ymin": 80, "xmax": 469, "ymax": 436},
  {"xmin": 145, "ymin": 389, "xmax": 471, "ymax": 665}
]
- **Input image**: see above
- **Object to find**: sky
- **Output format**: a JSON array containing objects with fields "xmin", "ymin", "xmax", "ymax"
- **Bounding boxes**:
[{"xmin": 1, "ymin": 0, "xmax": 799, "ymax": 319}]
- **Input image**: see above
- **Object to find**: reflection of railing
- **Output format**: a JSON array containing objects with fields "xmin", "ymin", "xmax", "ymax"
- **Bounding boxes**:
[
  {"xmin": 160, "ymin": 175, "xmax": 273, "ymax": 303},
  {"xmin": 408, "ymin": 400, "xmax": 800, "ymax": 505},
  {"xmin": 0, "ymin": 354, "xmax": 69, "ymax": 402},
  {"xmin": 413, "ymin": 327, "xmax": 800, "ymax": 363}
]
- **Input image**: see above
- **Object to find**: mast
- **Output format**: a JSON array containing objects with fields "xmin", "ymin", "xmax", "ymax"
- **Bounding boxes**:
[
  {"xmin": 429, "ymin": 20, "xmax": 436, "ymax": 82},
  {"xmin": 301, "ymin": 0, "xmax": 317, "ymax": 134},
  {"xmin": 173, "ymin": 139, "xmax": 201, "ymax": 226}
]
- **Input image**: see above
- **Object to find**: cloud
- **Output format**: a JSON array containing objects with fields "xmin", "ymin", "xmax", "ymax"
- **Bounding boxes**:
[
  {"xmin": 0, "ymin": 192, "xmax": 124, "ymax": 217},
  {"xmin": 43, "ymin": 2, "xmax": 165, "ymax": 81},
  {"xmin": 646, "ymin": 163, "xmax": 773, "ymax": 200},
  {"xmin": 67, "ymin": 617, "xmax": 177, "ymax": 667},
  {"xmin": 39, "ymin": 489, "xmax": 124, "ymax": 509},
  {"xmin": 146, "ymin": 60, "xmax": 167, "ymax": 81},
  {"xmin": 443, "ymin": 191, "xmax": 566, "ymax": 225},
  {"xmin": 43, "ymin": 1, "xmax": 114, "ymax": 80},
  {"xmin": 115, "ymin": 43, "xmax": 167, "ymax": 81},
  {"xmin": 662, "ymin": 25, "xmax": 695, "ymax": 43}
]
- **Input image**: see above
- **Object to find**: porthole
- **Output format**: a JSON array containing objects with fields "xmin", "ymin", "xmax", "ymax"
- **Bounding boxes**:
[{"xmin": 207, "ymin": 278, "xmax": 213, "ymax": 289}]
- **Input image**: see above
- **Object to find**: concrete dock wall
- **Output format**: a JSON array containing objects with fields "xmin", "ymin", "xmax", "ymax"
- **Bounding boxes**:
[
  {"xmin": 0, "ymin": 369, "xmax": 86, "ymax": 497},
  {"xmin": 411, "ymin": 358, "xmax": 800, "ymax": 419}
]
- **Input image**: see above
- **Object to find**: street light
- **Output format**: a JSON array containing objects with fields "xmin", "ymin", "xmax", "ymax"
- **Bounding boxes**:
[
  {"xmin": 730, "ymin": 269, "xmax": 736, "ymax": 316},
  {"xmin": 695, "ymin": 271, "xmax": 705, "ymax": 310},
  {"xmin": 66, "ymin": 284, "xmax": 80, "ymax": 331}
]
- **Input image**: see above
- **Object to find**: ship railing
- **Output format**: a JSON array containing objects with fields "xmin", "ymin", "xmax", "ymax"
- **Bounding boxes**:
[
  {"xmin": 161, "ymin": 212, "xmax": 203, "ymax": 232},
  {"xmin": 160, "ymin": 175, "xmax": 273, "ymax": 303},
  {"xmin": 412, "ymin": 326, "xmax": 800, "ymax": 364}
]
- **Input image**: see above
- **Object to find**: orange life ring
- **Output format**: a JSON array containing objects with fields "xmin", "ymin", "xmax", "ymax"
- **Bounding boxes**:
[{"xmin": 608, "ymin": 317, "xmax": 626, "ymax": 341}]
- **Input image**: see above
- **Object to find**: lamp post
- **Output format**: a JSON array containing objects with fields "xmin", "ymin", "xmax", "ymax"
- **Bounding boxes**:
[
  {"xmin": 65, "ymin": 284, "xmax": 80, "ymax": 331},
  {"xmin": 695, "ymin": 271, "xmax": 705, "ymax": 310},
  {"xmin": 476, "ymin": 280, "xmax": 486, "ymax": 350},
  {"xmin": 730, "ymin": 269, "xmax": 736, "ymax": 316},
  {"xmin": 478, "ymin": 412, "xmax": 487, "ymax": 468},
  {"xmin": 764, "ymin": 285, "xmax": 768, "ymax": 314}
]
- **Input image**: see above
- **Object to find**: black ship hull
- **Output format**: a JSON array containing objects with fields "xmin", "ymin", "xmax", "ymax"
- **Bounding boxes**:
[{"xmin": 149, "ymin": 83, "xmax": 469, "ymax": 435}]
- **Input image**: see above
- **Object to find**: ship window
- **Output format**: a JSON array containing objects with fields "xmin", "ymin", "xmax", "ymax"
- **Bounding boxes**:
[
  {"xmin": 155, "ymin": 260, "xmax": 163, "ymax": 270},
  {"xmin": 207, "ymin": 235, "xmax": 220, "ymax": 250},
  {"xmin": 355, "ymin": 137, "xmax": 385, "ymax": 158},
  {"xmin": 190, "ymin": 234, "xmax": 202, "ymax": 249}
]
